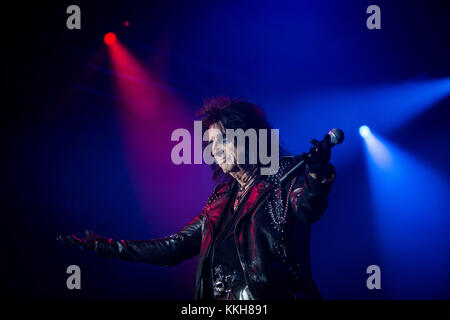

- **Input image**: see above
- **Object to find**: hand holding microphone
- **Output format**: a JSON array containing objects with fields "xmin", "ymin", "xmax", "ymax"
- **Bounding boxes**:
[{"xmin": 305, "ymin": 128, "xmax": 344, "ymax": 178}]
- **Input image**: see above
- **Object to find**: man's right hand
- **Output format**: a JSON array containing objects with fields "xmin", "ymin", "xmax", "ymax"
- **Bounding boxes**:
[{"xmin": 57, "ymin": 229, "xmax": 106, "ymax": 251}]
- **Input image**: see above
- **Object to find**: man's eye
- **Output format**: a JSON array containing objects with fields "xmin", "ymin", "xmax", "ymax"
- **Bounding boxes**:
[{"xmin": 222, "ymin": 136, "xmax": 231, "ymax": 144}]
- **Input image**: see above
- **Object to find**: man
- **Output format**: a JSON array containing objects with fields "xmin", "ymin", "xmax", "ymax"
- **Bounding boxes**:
[{"xmin": 58, "ymin": 97, "xmax": 335, "ymax": 300}]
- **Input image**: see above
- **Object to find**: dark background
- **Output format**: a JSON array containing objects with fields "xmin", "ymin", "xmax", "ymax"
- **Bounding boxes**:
[{"xmin": 2, "ymin": 0, "xmax": 450, "ymax": 299}]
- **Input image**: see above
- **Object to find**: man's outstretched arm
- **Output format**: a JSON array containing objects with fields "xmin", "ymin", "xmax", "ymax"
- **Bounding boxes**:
[{"xmin": 57, "ymin": 212, "xmax": 204, "ymax": 267}]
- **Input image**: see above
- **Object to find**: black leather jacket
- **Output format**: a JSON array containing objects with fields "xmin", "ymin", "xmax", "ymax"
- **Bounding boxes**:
[{"xmin": 95, "ymin": 156, "xmax": 335, "ymax": 299}]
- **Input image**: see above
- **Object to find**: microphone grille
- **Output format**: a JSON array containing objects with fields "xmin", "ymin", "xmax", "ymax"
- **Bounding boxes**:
[{"xmin": 328, "ymin": 128, "xmax": 344, "ymax": 145}]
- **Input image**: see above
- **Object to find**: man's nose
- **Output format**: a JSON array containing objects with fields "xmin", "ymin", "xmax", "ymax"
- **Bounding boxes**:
[{"xmin": 212, "ymin": 143, "xmax": 223, "ymax": 157}]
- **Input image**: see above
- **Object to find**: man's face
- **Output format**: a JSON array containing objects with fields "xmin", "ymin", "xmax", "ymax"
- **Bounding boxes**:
[{"xmin": 207, "ymin": 122, "xmax": 238, "ymax": 173}]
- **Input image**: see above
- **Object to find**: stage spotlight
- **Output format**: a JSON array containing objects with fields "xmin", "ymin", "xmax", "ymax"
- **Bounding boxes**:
[
  {"xmin": 359, "ymin": 125, "xmax": 371, "ymax": 138},
  {"xmin": 104, "ymin": 32, "xmax": 117, "ymax": 46}
]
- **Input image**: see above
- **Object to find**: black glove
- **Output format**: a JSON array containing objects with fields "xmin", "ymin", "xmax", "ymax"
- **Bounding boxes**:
[
  {"xmin": 305, "ymin": 135, "xmax": 332, "ymax": 177},
  {"xmin": 57, "ymin": 229, "xmax": 106, "ymax": 251}
]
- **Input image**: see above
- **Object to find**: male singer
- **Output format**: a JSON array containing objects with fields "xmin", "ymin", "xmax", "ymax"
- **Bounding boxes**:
[{"xmin": 58, "ymin": 97, "xmax": 337, "ymax": 300}]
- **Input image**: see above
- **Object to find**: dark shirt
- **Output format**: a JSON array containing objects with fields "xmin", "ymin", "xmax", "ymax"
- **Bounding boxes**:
[
  {"xmin": 204, "ymin": 183, "xmax": 250, "ymax": 299},
  {"xmin": 212, "ymin": 193, "xmax": 241, "ymax": 271}
]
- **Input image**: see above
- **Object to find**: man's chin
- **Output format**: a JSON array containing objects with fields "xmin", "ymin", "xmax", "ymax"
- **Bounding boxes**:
[
  {"xmin": 218, "ymin": 163, "xmax": 235, "ymax": 174},
  {"xmin": 220, "ymin": 167, "xmax": 231, "ymax": 174}
]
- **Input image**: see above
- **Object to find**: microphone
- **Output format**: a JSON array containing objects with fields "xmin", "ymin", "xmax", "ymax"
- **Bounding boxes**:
[
  {"xmin": 306, "ymin": 128, "xmax": 344, "ymax": 167},
  {"xmin": 280, "ymin": 128, "xmax": 344, "ymax": 182},
  {"xmin": 319, "ymin": 128, "xmax": 345, "ymax": 150}
]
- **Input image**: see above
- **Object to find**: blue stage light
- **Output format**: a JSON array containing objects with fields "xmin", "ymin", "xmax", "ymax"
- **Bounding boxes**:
[
  {"xmin": 362, "ymin": 132, "xmax": 450, "ymax": 298},
  {"xmin": 359, "ymin": 125, "xmax": 371, "ymax": 138}
]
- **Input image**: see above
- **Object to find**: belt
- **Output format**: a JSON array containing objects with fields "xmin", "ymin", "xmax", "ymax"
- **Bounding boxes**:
[{"xmin": 212, "ymin": 265, "xmax": 244, "ymax": 299}]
